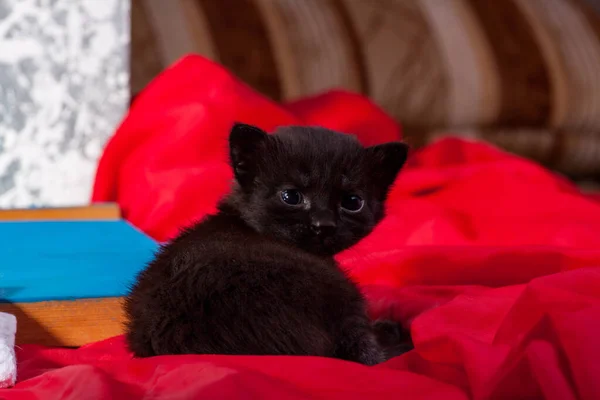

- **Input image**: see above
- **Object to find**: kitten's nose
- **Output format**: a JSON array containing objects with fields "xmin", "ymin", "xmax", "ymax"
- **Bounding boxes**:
[{"xmin": 310, "ymin": 211, "xmax": 336, "ymax": 235}]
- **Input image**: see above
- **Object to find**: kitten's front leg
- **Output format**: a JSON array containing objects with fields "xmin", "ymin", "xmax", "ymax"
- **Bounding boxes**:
[{"xmin": 335, "ymin": 316, "xmax": 386, "ymax": 366}]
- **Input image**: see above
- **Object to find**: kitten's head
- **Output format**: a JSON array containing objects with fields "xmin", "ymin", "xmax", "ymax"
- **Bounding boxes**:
[{"xmin": 226, "ymin": 123, "xmax": 409, "ymax": 256}]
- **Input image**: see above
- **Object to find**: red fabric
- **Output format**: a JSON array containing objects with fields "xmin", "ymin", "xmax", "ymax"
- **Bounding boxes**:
[{"xmin": 9, "ymin": 55, "xmax": 600, "ymax": 399}]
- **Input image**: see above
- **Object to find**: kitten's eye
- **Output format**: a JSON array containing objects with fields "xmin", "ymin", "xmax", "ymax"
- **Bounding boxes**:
[
  {"xmin": 280, "ymin": 189, "xmax": 303, "ymax": 206},
  {"xmin": 340, "ymin": 194, "xmax": 364, "ymax": 212}
]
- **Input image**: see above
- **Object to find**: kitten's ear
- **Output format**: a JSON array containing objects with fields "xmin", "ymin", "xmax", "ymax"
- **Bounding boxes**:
[
  {"xmin": 365, "ymin": 142, "xmax": 409, "ymax": 196},
  {"xmin": 229, "ymin": 123, "xmax": 269, "ymax": 186}
]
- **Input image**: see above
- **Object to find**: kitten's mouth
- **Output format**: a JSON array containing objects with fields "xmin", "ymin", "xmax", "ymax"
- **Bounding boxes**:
[
  {"xmin": 303, "ymin": 236, "xmax": 339, "ymax": 256},
  {"xmin": 271, "ymin": 226, "xmax": 342, "ymax": 256}
]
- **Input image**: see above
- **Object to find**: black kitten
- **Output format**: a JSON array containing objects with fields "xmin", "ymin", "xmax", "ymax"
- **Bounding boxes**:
[{"xmin": 124, "ymin": 124, "xmax": 409, "ymax": 365}]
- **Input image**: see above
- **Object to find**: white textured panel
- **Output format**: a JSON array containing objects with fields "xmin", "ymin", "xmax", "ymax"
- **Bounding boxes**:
[{"xmin": 0, "ymin": 0, "xmax": 130, "ymax": 208}]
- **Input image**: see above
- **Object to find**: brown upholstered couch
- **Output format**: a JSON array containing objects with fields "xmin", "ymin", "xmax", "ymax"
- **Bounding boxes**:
[{"xmin": 131, "ymin": 0, "xmax": 600, "ymax": 181}]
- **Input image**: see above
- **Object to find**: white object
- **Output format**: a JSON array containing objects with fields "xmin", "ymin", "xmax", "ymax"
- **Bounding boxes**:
[
  {"xmin": 0, "ymin": 0, "xmax": 130, "ymax": 208},
  {"xmin": 0, "ymin": 313, "xmax": 17, "ymax": 388}
]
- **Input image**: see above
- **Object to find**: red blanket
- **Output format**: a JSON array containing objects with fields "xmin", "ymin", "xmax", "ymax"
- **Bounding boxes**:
[{"xmin": 10, "ymin": 56, "xmax": 600, "ymax": 399}]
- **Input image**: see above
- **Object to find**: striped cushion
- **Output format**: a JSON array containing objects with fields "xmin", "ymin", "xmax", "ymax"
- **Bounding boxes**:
[{"xmin": 131, "ymin": 0, "xmax": 600, "ymax": 175}]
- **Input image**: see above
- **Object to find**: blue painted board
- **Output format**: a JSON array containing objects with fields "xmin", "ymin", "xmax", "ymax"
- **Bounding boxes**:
[{"xmin": 0, "ymin": 221, "xmax": 158, "ymax": 303}]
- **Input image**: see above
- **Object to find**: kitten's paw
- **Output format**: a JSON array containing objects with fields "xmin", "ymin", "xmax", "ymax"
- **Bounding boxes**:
[
  {"xmin": 372, "ymin": 319, "xmax": 414, "ymax": 360},
  {"xmin": 359, "ymin": 345, "xmax": 386, "ymax": 366}
]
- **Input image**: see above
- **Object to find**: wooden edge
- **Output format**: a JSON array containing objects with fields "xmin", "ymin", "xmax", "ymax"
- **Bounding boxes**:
[
  {"xmin": 0, "ymin": 204, "xmax": 121, "ymax": 221},
  {"xmin": 0, "ymin": 297, "xmax": 126, "ymax": 347}
]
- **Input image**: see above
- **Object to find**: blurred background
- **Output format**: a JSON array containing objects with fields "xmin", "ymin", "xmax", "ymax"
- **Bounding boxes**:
[{"xmin": 2, "ymin": 0, "xmax": 600, "ymax": 209}]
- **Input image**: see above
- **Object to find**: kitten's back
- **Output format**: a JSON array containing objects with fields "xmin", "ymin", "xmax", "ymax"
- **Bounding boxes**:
[{"xmin": 124, "ymin": 211, "xmax": 364, "ymax": 358}]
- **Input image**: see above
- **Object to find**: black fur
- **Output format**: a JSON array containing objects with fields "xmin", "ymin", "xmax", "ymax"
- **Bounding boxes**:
[{"xmin": 124, "ymin": 124, "xmax": 410, "ymax": 364}]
